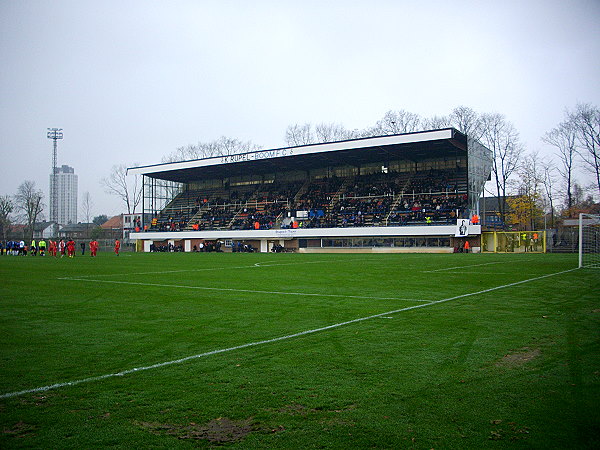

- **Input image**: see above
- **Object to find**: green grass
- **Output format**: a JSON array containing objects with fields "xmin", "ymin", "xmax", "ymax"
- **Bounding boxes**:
[{"xmin": 0, "ymin": 252, "xmax": 599, "ymax": 448}]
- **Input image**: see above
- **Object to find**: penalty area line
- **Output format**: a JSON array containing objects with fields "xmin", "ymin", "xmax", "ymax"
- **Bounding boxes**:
[
  {"xmin": 56, "ymin": 277, "xmax": 432, "ymax": 303},
  {"xmin": 63, "ymin": 259, "xmax": 351, "ymax": 278},
  {"xmin": 1, "ymin": 267, "xmax": 577, "ymax": 400},
  {"xmin": 422, "ymin": 261, "xmax": 505, "ymax": 273}
]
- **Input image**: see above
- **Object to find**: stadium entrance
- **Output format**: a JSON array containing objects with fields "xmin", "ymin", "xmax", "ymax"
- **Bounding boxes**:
[{"xmin": 129, "ymin": 129, "xmax": 492, "ymax": 253}]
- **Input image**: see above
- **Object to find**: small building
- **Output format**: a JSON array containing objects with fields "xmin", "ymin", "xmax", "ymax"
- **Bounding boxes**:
[
  {"xmin": 58, "ymin": 222, "xmax": 95, "ymax": 239},
  {"xmin": 122, "ymin": 213, "xmax": 152, "ymax": 239},
  {"xmin": 33, "ymin": 221, "xmax": 59, "ymax": 239},
  {"xmin": 100, "ymin": 215, "xmax": 124, "ymax": 239},
  {"xmin": 6, "ymin": 224, "xmax": 27, "ymax": 240}
]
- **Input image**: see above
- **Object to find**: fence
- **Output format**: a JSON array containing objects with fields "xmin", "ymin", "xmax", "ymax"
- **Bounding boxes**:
[{"xmin": 481, "ymin": 231, "xmax": 546, "ymax": 253}]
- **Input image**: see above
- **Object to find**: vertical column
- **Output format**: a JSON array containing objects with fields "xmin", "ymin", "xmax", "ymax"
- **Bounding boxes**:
[{"xmin": 578, "ymin": 213, "xmax": 583, "ymax": 268}]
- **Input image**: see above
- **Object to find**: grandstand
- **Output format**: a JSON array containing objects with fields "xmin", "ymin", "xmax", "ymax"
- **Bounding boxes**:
[{"xmin": 129, "ymin": 129, "xmax": 492, "ymax": 253}]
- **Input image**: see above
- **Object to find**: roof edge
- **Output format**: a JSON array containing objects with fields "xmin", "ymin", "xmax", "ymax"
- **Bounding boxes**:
[{"xmin": 128, "ymin": 128, "xmax": 460, "ymax": 177}]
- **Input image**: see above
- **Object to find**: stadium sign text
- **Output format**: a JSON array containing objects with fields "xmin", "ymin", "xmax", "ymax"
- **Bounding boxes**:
[
  {"xmin": 275, "ymin": 229, "xmax": 297, "ymax": 237},
  {"xmin": 220, "ymin": 148, "xmax": 292, "ymax": 164}
]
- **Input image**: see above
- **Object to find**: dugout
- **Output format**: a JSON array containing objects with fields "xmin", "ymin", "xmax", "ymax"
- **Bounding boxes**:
[{"xmin": 129, "ymin": 129, "xmax": 492, "ymax": 253}]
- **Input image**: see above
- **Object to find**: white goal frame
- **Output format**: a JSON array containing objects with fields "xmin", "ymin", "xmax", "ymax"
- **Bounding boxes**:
[{"xmin": 579, "ymin": 213, "xmax": 600, "ymax": 268}]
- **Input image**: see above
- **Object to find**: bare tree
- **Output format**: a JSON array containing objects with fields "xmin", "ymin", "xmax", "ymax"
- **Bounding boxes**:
[
  {"xmin": 0, "ymin": 195, "xmax": 13, "ymax": 240},
  {"xmin": 518, "ymin": 151, "xmax": 545, "ymax": 196},
  {"xmin": 479, "ymin": 113, "xmax": 523, "ymax": 226},
  {"xmin": 314, "ymin": 123, "xmax": 353, "ymax": 142},
  {"xmin": 217, "ymin": 136, "xmax": 261, "ymax": 156},
  {"xmin": 285, "ymin": 123, "xmax": 314, "ymax": 146},
  {"xmin": 569, "ymin": 103, "xmax": 600, "ymax": 198},
  {"xmin": 161, "ymin": 144, "xmax": 200, "ymax": 163},
  {"xmin": 572, "ymin": 182, "xmax": 586, "ymax": 206},
  {"xmin": 14, "ymin": 181, "xmax": 44, "ymax": 241},
  {"xmin": 450, "ymin": 106, "xmax": 482, "ymax": 139},
  {"xmin": 163, "ymin": 137, "xmax": 261, "ymax": 163},
  {"xmin": 422, "ymin": 115, "xmax": 452, "ymax": 130},
  {"xmin": 374, "ymin": 110, "xmax": 422, "ymax": 135},
  {"xmin": 515, "ymin": 151, "xmax": 546, "ymax": 229},
  {"xmin": 101, "ymin": 164, "xmax": 142, "ymax": 214},
  {"xmin": 543, "ymin": 120, "xmax": 578, "ymax": 209},
  {"xmin": 285, "ymin": 122, "xmax": 358, "ymax": 146},
  {"xmin": 81, "ymin": 191, "xmax": 93, "ymax": 236},
  {"xmin": 541, "ymin": 160, "xmax": 557, "ymax": 227}
]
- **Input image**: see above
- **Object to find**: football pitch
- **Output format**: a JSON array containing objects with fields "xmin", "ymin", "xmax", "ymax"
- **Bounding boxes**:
[{"xmin": 1, "ymin": 252, "xmax": 598, "ymax": 448}]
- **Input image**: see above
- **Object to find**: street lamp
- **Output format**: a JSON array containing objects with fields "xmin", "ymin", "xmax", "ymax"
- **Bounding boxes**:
[{"xmin": 47, "ymin": 128, "xmax": 63, "ymax": 224}]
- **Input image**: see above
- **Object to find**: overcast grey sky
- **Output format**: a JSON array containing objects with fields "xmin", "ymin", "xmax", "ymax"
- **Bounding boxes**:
[{"xmin": 1, "ymin": 0, "xmax": 599, "ymax": 218}]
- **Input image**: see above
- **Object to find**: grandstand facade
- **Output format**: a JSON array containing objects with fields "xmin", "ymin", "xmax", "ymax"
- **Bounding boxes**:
[{"xmin": 129, "ymin": 129, "xmax": 492, "ymax": 253}]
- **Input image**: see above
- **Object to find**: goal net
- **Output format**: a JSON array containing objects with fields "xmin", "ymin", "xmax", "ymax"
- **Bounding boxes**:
[{"xmin": 579, "ymin": 213, "xmax": 600, "ymax": 268}]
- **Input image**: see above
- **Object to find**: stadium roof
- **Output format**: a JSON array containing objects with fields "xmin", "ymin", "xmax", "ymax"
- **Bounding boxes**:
[{"xmin": 128, "ymin": 128, "xmax": 468, "ymax": 183}]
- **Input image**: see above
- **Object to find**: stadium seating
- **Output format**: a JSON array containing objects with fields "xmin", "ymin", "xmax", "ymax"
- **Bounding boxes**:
[{"xmin": 147, "ymin": 169, "xmax": 468, "ymax": 232}]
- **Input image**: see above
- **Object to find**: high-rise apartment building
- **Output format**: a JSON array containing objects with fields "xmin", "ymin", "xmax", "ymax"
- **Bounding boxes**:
[{"xmin": 49, "ymin": 165, "xmax": 78, "ymax": 225}]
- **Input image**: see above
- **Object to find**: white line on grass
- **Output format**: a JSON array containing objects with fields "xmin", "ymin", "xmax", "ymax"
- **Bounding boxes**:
[
  {"xmin": 433, "ymin": 271, "xmax": 514, "ymax": 275},
  {"xmin": 1, "ymin": 267, "xmax": 577, "ymax": 400},
  {"xmin": 422, "ymin": 258, "xmax": 537, "ymax": 273},
  {"xmin": 55, "ymin": 277, "xmax": 431, "ymax": 303},
  {"xmin": 63, "ymin": 259, "xmax": 350, "ymax": 278},
  {"xmin": 422, "ymin": 261, "xmax": 505, "ymax": 272}
]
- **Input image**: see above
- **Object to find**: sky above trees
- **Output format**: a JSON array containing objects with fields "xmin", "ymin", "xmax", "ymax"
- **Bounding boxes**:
[{"xmin": 1, "ymin": 0, "xmax": 599, "ymax": 218}]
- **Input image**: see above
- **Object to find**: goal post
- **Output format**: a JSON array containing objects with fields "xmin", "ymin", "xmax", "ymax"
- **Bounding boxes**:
[{"xmin": 579, "ymin": 213, "xmax": 600, "ymax": 268}]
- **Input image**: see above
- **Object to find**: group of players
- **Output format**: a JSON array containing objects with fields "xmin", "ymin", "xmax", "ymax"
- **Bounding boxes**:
[{"xmin": 0, "ymin": 238, "xmax": 121, "ymax": 257}]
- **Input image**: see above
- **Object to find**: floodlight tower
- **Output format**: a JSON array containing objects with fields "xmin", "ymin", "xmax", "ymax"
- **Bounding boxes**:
[{"xmin": 47, "ymin": 128, "xmax": 63, "ymax": 224}]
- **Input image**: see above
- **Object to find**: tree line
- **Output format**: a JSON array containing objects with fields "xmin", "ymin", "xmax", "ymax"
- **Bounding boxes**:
[
  {"xmin": 147, "ymin": 104, "xmax": 598, "ymax": 229},
  {"xmin": 4, "ymin": 103, "xmax": 596, "ymax": 237},
  {"xmin": 0, "ymin": 181, "xmax": 44, "ymax": 242},
  {"xmin": 0, "ymin": 182, "xmax": 110, "ymax": 242}
]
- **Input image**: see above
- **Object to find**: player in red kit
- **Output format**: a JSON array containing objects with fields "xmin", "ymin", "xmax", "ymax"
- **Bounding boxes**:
[
  {"xmin": 114, "ymin": 239, "xmax": 120, "ymax": 256},
  {"xmin": 67, "ymin": 239, "xmax": 76, "ymax": 258},
  {"xmin": 90, "ymin": 239, "xmax": 99, "ymax": 257},
  {"xmin": 49, "ymin": 240, "xmax": 57, "ymax": 257}
]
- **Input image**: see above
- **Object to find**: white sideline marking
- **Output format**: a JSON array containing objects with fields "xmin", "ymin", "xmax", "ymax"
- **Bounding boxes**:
[
  {"xmin": 56, "ymin": 277, "xmax": 431, "ymax": 303},
  {"xmin": 433, "ymin": 271, "xmax": 514, "ymax": 275},
  {"xmin": 422, "ymin": 258, "xmax": 537, "ymax": 273},
  {"xmin": 0, "ymin": 267, "xmax": 577, "ymax": 400},
  {"xmin": 64, "ymin": 259, "xmax": 348, "ymax": 278},
  {"xmin": 422, "ymin": 261, "xmax": 504, "ymax": 272}
]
